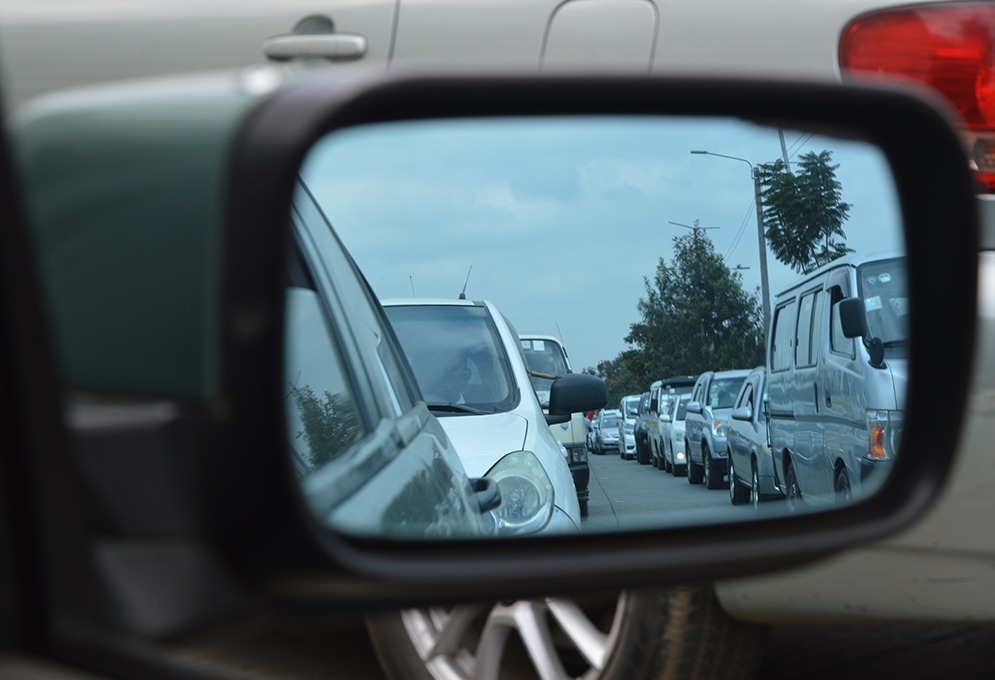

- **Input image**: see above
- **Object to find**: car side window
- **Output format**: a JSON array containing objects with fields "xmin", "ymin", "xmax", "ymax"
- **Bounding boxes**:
[
  {"xmin": 829, "ymin": 285, "xmax": 856, "ymax": 358},
  {"xmin": 771, "ymin": 301, "xmax": 796, "ymax": 372},
  {"xmin": 284, "ymin": 282, "xmax": 366, "ymax": 477},
  {"xmin": 795, "ymin": 290, "xmax": 819, "ymax": 368}
]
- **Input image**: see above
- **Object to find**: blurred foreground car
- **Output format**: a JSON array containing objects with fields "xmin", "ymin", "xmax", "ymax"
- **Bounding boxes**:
[{"xmin": 0, "ymin": 45, "xmax": 981, "ymax": 680}]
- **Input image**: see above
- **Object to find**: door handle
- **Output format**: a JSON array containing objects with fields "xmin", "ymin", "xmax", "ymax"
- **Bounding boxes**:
[
  {"xmin": 825, "ymin": 385, "xmax": 832, "ymax": 408},
  {"xmin": 263, "ymin": 33, "xmax": 367, "ymax": 61}
]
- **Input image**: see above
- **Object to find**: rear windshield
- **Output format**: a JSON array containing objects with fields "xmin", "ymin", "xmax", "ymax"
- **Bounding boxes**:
[{"xmin": 708, "ymin": 377, "xmax": 745, "ymax": 410}]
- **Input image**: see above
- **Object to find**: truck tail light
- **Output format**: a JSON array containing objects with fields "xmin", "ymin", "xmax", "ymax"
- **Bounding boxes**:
[{"xmin": 840, "ymin": 3, "xmax": 995, "ymax": 190}]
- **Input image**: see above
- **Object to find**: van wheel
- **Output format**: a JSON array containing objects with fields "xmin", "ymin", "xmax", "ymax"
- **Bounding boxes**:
[
  {"xmin": 835, "ymin": 469, "xmax": 852, "ymax": 504},
  {"xmin": 785, "ymin": 462, "xmax": 802, "ymax": 512},
  {"xmin": 366, "ymin": 586, "xmax": 766, "ymax": 680},
  {"xmin": 703, "ymin": 448, "xmax": 724, "ymax": 490},
  {"xmin": 729, "ymin": 460, "xmax": 749, "ymax": 504}
]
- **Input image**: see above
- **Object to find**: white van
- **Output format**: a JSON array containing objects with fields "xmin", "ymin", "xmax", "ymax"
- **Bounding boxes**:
[{"xmin": 767, "ymin": 252, "xmax": 906, "ymax": 508}]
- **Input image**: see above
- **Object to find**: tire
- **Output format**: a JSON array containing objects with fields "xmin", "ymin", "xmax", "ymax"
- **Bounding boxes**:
[
  {"xmin": 703, "ymin": 447, "xmax": 724, "ymax": 490},
  {"xmin": 663, "ymin": 451, "xmax": 672, "ymax": 474},
  {"xmin": 835, "ymin": 468, "xmax": 852, "ymax": 505},
  {"xmin": 785, "ymin": 461, "xmax": 802, "ymax": 513},
  {"xmin": 750, "ymin": 461, "xmax": 761, "ymax": 509},
  {"xmin": 687, "ymin": 443, "xmax": 703, "ymax": 485},
  {"xmin": 366, "ymin": 585, "xmax": 766, "ymax": 680},
  {"xmin": 728, "ymin": 459, "xmax": 749, "ymax": 505},
  {"xmin": 580, "ymin": 499, "xmax": 589, "ymax": 518}
]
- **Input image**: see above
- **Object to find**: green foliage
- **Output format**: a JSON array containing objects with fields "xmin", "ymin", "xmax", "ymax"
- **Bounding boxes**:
[
  {"xmin": 757, "ymin": 150, "xmax": 853, "ymax": 274},
  {"xmin": 291, "ymin": 384, "xmax": 362, "ymax": 469},
  {"xmin": 599, "ymin": 227, "xmax": 763, "ymax": 401}
]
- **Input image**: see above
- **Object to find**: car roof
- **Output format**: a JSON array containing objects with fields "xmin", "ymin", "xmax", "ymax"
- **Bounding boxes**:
[{"xmin": 774, "ymin": 250, "xmax": 905, "ymax": 297}]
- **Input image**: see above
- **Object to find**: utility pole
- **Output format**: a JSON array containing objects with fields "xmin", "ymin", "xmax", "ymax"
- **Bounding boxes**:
[{"xmin": 689, "ymin": 151, "xmax": 772, "ymax": 335}]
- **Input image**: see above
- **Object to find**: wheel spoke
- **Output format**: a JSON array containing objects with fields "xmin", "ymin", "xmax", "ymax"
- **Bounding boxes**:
[
  {"xmin": 471, "ymin": 603, "xmax": 519, "ymax": 680},
  {"xmin": 423, "ymin": 604, "xmax": 488, "ymax": 660},
  {"xmin": 509, "ymin": 601, "xmax": 571, "ymax": 680},
  {"xmin": 546, "ymin": 597, "xmax": 612, "ymax": 670}
]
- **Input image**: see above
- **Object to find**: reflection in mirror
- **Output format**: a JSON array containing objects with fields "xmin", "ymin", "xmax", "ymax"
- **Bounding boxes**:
[{"xmin": 289, "ymin": 115, "xmax": 906, "ymax": 540}]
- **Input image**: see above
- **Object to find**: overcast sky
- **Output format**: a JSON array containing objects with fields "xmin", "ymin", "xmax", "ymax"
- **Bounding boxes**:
[{"xmin": 301, "ymin": 115, "xmax": 902, "ymax": 374}]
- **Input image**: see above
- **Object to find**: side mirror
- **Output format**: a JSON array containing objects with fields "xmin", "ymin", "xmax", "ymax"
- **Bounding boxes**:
[
  {"xmin": 730, "ymin": 406, "xmax": 752, "ymax": 422},
  {"xmin": 660, "ymin": 414, "xmax": 672, "ymax": 423},
  {"xmin": 548, "ymin": 373, "xmax": 608, "ymax": 418},
  {"xmin": 840, "ymin": 297, "xmax": 870, "ymax": 339},
  {"xmin": 686, "ymin": 401, "xmax": 703, "ymax": 414}
]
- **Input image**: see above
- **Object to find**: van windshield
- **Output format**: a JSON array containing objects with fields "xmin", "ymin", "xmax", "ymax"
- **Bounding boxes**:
[
  {"xmin": 857, "ymin": 258, "xmax": 908, "ymax": 347},
  {"xmin": 522, "ymin": 339, "xmax": 570, "ymax": 393}
]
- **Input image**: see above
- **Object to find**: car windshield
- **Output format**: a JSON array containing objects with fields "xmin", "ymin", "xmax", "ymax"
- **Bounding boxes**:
[
  {"xmin": 708, "ymin": 377, "xmax": 745, "ymax": 410},
  {"xmin": 384, "ymin": 305, "xmax": 517, "ymax": 414},
  {"xmin": 601, "ymin": 416, "xmax": 619, "ymax": 429},
  {"xmin": 521, "ymin": 339, "xmax": 570, "ymax": 393},
  {"xmin": 857, "ymin": 258, "xmax": 909, "ymax": 347}
]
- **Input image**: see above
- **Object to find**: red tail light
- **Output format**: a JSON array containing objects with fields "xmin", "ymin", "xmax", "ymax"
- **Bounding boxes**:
[{"xmin": 840, "ymin": 3, "xmax": 995, "ymax": 190}]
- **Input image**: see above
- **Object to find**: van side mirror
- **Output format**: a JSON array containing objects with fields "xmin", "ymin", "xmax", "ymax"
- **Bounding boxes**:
[
  {"xmin": 839, "ymin": 297, "xmax": 869, "ymax": 339},
  {"xmin": 686, "ymin": 401, "xmax": 702, "ymax": 414},
  {"xmin": 839, "ymin": 297, "xmax": 886, "ymax": 368}
]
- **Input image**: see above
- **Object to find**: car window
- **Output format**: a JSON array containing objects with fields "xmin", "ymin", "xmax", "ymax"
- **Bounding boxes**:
[
  {"xmin": 771, "ymin": 301, "xmax": 796, "ymax": 372},
  {"xmin": 857, "ymin": 258, "xmax": 909, "ymax": 346},
  {"xmin": 284, "ymin": 286, "xmax": 365, "ymax": 477},
  {"xmin": 795, "ymin": 289, "xmax": 820, "ymax": 368},
  {"xmin": 708, "ymin": 377, "xmax": 743, "ymax": 409},
  {"xmin": 385, "ymin": 305, "xmax": 517, "ymax": 413}
]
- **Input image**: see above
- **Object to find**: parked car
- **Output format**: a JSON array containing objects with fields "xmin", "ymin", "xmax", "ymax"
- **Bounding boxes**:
[
  {"xmin": 381, "ymin": 298, "xmax": 590, "ymax": 534},
  {"xmin": 647, "ymin": 375, "xmax": 697, "ymax": 469},
  {"xmin": 594, "ymin": 409, "xmax": 622, "ymax": 456},
  {"xmin": 685, "ymin": 370, "xmax": 752, "ymax": 489},
  {"xmin": 618, "ymin": 394, "xmax": 641, "ymax": 461},
  {"xmin": 520, "ymin": 334, "xmax": 591, "ymax": 516},
  {"xmin": 726, "ymin": 366, "xmax": 783, "ymax": 506},
  {"xmin": 660, "ymin": 395, "xmax": 691, "ymax": 476},
  {"xmin": 633, "ymin": 391, "xmax": 652, "ymax": 463},
  {"xmin": 767, "ymin": 253, "xmax": 906, "ymax": 508}
]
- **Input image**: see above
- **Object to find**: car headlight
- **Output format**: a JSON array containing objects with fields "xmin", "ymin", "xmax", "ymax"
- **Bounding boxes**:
[
  {"xmin": 711, "ymin": 419, "xmax": 726, "ymax": 438},
  {"xmin": 484, "ymin": 450, "xmax": 555, "ymax": 535}
]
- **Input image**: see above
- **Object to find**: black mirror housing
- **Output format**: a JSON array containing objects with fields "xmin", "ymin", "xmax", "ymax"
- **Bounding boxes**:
[{"xmin": 548, "ymin": 373, "xmax": 608, "ymax": 416}]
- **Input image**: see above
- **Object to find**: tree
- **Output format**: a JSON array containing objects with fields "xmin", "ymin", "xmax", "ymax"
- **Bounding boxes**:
[
  {"xmin": 757, "ymin": 150, "xmax": 853, "ymax": 274},
  {"xmin": 621, "ymin": 226, "xmax": 764, "ymax": 389},
  {"xmin": 290, "ymin": 384, "xmax": 362, "ymax": 470}
]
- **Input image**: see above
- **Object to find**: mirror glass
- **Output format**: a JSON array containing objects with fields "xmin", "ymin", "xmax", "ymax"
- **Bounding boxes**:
[{"xmin": 287, "ymin": 115, "xmax": 905, "ymax": 539}]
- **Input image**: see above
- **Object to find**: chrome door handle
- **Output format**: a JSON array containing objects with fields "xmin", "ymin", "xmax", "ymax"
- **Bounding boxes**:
[{"xmin": 263, "ymin": 33, "xmax": 367, "ymax": 61}]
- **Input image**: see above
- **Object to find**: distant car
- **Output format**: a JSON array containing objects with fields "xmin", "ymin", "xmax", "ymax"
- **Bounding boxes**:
[
  {"xmin": 647, "ymin": 376, "xmax": 697, "ymax": 469},
  {"xmin": 660, "ymin": 395, "xmax": 691, "ymax": 476},
  {"xmin": 685, "ymin": 369, "xmax": 751, "ymax": 489},
  {"xmin": 617, "ymin": 394, "xmax": 641, "ymax": 461},
  {"xmin": 594, "ymin": 409, "xmax": 622, "ymax": 455},
  {"xmin": 520, "ymin": 334, "xmax": 591, "ymax": 517},
  {"xmin": 726, "ymin": 366, "xmax": 783, "ymax": 506},
  {"xmin": 633, "ymin": 391, "xmax": 652, "ymax": 463},
  {"xmin": 382, "ymin": 297, "xmax": 590, "ymax": 534}
]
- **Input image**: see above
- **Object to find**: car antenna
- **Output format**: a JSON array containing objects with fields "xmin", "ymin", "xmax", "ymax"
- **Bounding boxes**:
[
  {"xmin": 555, "ymin": 321, "xmax": 565, "ymax": 343},
  {"xmin": 458, "ymin": 265, "xmax": 473, "ymax": 300},
  {"xmin": 409, "ymin": 275, "xmax": 416, "ymax": 297}
]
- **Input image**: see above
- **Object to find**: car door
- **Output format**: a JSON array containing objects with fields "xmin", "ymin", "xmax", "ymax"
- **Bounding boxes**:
[
  {"xmin": 0, "ymin": 0, "xmax": 395, "ymax": 110},
  {"xmin": 791, "ymin": 285, "xmax": 829, "ymax": 500},
  {"xmin": 392, "ymin": 0, "xmax": 657, "ymax": 72}
]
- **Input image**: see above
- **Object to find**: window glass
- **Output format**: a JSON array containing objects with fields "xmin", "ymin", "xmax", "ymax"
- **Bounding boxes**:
[
  {"xmin": 284, "ymin": 287, "xmax": 366, "ymax": 477},
  {"xmin": 796, "ymin": 290, "xmax": 819, "ymax": 368},
  {"xmin": 709, "ymin": 377, "xmax": 745, "ymax": 409},
  {"xmin": 385, "ymin": 305, "xmax": 517, "ymax": 413},
  {"xmin": 829, "ymin": 285, "xmax": 856, "ymax": 357},
  {"xmin": 771, "ymin": 301, "xmax": 796, "ymax": 371},
  {"xmin": 857, "ymin": 257, "xmax": 909, "ymax": 347}
]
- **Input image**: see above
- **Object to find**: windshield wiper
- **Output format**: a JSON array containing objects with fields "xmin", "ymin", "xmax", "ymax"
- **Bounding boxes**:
[{"xmin": 426, "ymin": 402, "xmax": 493, "ymax": 415}]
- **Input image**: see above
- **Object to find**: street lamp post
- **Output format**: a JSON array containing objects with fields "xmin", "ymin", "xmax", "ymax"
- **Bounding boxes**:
[{"xmin": 690, "ymin": 150, "xmax": 771, "ymax": 335}]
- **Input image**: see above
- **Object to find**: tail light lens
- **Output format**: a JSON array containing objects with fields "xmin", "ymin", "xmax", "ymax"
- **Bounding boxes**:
[{"xmin": 840, "ymin": 3, "xmax": 995, "ymax": 190}]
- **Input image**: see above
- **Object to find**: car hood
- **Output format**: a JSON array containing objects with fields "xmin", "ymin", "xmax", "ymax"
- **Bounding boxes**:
[{"xmin": 437, "ymin": 412, "xmax": 530, "ymax": 477}]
